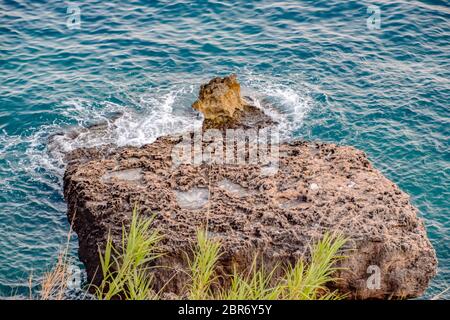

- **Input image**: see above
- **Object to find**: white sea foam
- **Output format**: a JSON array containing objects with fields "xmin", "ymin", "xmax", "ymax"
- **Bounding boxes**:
[
  {"xmin": 241, "ymin": 74, "xmax": 314, "ymax": 140},
  {"xmin": 1, "ymin": 78, "xmax": 313, "ymax": 192}
]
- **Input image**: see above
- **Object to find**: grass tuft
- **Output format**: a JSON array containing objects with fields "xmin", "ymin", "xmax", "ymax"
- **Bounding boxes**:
[
  {"xmin": 188, "ymin": 229, "xmax": 222, "ymax": 300},
  {"xmin": 95, "ymin": 207, "xmax": 162, "ymax": 300},
  {"xmin": 39, "ymin": 214, "xmax": 76, "ymax": 300},
  {"xmin": 281, "ymin": 233, "xmax": 348, "ymax": 300},
  {"xmin": 187, "ymin": 229, "xmax": 347, "ymax": 300},
  {"xmin": 40, "ymin": 251, "xmax": 71, "ymax": 300},
  {"xmin": 219, "ymin": 258, "xmax": 281, "ymax": 300}
]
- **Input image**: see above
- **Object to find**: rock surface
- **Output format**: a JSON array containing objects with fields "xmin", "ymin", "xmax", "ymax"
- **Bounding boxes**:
[
  {"xmin": 63, "ymin": 75, "xmax": 437, "ymax": 299},
  {"xmin": 192, "ymin": 74, "xmax": 243, "ymax": 119},
  {"xmin": 192, "ymin": 74, "xmax": 273, "ymax": 130}
]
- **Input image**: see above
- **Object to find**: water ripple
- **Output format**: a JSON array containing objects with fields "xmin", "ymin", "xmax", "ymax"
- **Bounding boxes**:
[{"xmin": 0, "ymin": 0, "xmax": 448, "ymax": 298}]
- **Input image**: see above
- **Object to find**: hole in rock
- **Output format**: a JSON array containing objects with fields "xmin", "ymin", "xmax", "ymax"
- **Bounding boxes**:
[
  {"xmin": 217, "ymin": 179, "xmax": 250, "ymax": 197},
  {"xmin": 175, "ymin": 187, "xmax": 209, "ymax": 209},
  {"xmin": 102, "ymin": 168, "xmax": 143, "ymax": 182}
]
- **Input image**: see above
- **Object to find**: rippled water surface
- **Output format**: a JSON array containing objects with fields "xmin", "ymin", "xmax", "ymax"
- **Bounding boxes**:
[{"xmin": 0, "ymin": 0, "xmax": 448, "ymax": 298}]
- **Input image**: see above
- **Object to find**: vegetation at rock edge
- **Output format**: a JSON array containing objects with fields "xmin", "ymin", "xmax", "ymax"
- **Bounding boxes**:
[{"xmin": 93, "ymin": 208, "xmax": 348, "ymax": 300}]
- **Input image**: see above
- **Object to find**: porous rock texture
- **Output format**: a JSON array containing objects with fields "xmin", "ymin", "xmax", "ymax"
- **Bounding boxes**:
[
  {"xmin": 192, "ymin": 74, "xmax": 249, "ymax": 129},
  {"xmin": 63, "ymin": 75, "xmax": 437, "ymax": 299}
]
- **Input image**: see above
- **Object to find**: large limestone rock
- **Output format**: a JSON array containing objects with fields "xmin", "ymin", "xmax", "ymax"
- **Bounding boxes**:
[{"xmin": 63, "ymin": 75, "xmax": 437, "ymax": 299}]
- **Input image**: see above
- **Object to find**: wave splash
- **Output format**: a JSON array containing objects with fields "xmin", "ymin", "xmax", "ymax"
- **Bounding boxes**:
[{"xmin": 1, "ymin": 75, "xmax": 314, "ymax": 195}]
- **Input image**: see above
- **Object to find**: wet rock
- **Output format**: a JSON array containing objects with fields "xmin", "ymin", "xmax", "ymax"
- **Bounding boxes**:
[{"xmin": 47, "ymin": 111, "xmax": 124, "ymax": 157}]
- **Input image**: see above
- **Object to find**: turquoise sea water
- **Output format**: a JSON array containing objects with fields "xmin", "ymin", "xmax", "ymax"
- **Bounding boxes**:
[{"xmin": 0, "ymin": 0, "xmax": 448, "ymax": 298}]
